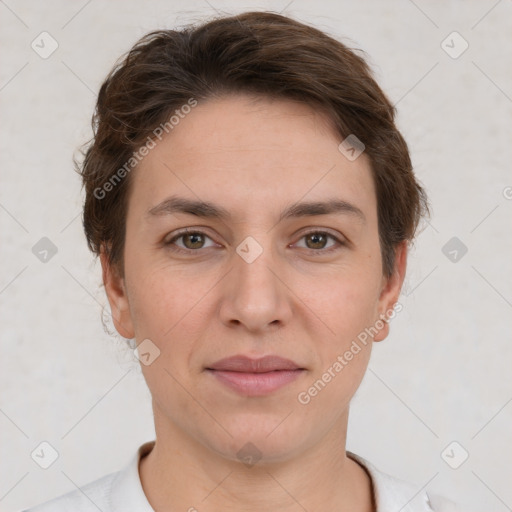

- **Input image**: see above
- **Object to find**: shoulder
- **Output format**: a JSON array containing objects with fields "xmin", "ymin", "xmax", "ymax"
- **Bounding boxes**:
[
  {"xmin": 22, "ymin": 440, "xmax": 156, "ymax": 512},
  {"xmin": 21, "ymin": 470, "xmax": 120, "ymax": 512},
  {"xmin": 347, "ymin": 451, "xmax": 466, "ymax": 512}
]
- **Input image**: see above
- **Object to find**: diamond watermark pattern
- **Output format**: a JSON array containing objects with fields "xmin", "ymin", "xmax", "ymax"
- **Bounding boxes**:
[
  {"xmin": 442, "ymin": 237, "xmax": 468, "ymax": 263},
  {"xmin": 338, "ymin": 134, "xmax": 365, "ymax": 161},
  {"xmin": 134, "ymin": 338, "xmax": 161, "ymax": 366},
  {"xmin": 441, "ymin": 441, "xmax": 469, "ymax": 469},
  {"xmin": 31, "ymin": 441, "xmax": 59, "ymax": 469},
  {"xmin": 236, "ymin": 442, "xmax": 262, "ymax": 468},
  {"xmin": 32, "ymin": 237, "xmax": 58, "ymax": 263},
  {"xmin": 441, "ymin": 31, "xmax": 469, "ymax": 59},
  {"xmin": 31, "ymin": 31, "xmax": 59, "ymax": 59},
  {"xmin": 236, "ymin": 236, "xmax": 263, "ymax": 264}
]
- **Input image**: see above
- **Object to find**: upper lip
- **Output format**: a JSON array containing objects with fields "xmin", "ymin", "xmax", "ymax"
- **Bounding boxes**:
[{"xmin": 207, "ymin": 355, "xmax": 304, "ymax": 373}]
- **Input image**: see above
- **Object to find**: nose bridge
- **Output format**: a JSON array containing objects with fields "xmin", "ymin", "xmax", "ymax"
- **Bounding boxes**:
[
  {"xmin": 220, "ymin": 232, "xmax": 291, "ymax": 330},
  {"xmin": 234, "ymin": 233, "xmax": 279, "ymax": 298}
]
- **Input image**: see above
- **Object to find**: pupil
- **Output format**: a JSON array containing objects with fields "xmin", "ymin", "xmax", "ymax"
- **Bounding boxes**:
[
  {"xmin": 308, "ymin": 233, "xmax": 325, "ymax": 249},
  {"xmin": 186, "ymin": 233, "xmax": 203, "ymax": 248},
  {"xmin": 182, "ymin": 233, "xmax": 327, "ymax": 250}
]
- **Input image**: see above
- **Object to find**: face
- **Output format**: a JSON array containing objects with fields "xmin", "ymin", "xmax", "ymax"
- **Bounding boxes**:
[{"xmin": 102, "ymin": 94, "xmax": 406, "ymax": 463}]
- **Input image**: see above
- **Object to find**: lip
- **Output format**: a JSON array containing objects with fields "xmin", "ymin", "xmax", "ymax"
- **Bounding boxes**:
[
  {"xmin": 205, "ymin": 355, "xmax": 306, "ymax": 396},
  {"xmin": 207, "ymin": 355, "xmax": 304, "ymax": 372}
]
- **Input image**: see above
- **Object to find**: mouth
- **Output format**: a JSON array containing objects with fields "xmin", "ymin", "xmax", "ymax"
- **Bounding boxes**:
[{"xmin": 205, "ymin": 355, "xmax": 306, "ymax": 396}]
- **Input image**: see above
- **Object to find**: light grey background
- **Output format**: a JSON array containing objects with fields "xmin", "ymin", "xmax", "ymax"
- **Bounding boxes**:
[{"xmin": 1, "ymin": 1, "xmax": 511, "ymax": 511}]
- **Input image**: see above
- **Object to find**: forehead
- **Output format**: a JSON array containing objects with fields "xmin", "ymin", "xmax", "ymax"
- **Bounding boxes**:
[{"xmin": 129, "ymin": 94, "xmax": 376, "ymax": 223}]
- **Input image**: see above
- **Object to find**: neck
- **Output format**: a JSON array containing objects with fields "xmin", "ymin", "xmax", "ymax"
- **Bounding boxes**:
[{"xmin": 139, "ymin": 407, "xmax": 375, "ymax": 512}]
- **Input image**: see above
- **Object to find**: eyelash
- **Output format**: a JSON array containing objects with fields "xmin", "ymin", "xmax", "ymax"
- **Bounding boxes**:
[{"xmin": 164, "ymin": 228, "xmax": 345, "ymax": 255}]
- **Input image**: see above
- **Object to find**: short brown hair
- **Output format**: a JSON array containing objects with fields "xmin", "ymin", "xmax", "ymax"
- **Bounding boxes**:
[{"xmin": 78, "ymin": 11, "xmax": 429, "ymax": 279}]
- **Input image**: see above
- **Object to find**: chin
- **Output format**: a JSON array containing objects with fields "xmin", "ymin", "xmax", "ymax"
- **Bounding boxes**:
[{"xmin": 204, "ymin": 416, "xmax": 310, "ymax": 466}]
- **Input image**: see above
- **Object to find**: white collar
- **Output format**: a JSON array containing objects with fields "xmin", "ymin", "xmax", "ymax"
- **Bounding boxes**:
[
  {"xmin": 109, "ymin": 441, "xmax": 155, "ymax": 512},
  {"xmin": 347, "ymin": 450, "xmax": 437, "ymax": 511},
  {"xmin": 109, "ymin": 441, "xmax": 445, "ymax": 511}
]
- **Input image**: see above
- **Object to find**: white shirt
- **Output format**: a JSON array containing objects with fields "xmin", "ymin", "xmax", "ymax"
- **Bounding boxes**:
[{"xmin": 22, "ymin": 440, "xmax": 463, "ymax": 512}]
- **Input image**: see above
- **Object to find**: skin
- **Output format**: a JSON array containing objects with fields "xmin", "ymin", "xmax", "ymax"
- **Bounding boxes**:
[{"xmin": 101, "ymin": 93, "xmax": 407, "ymax": 512}]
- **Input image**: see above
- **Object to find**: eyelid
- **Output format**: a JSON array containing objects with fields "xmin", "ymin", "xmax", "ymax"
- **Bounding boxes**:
[
  {"xmin": 291, "ymin": 228, "xmax": 346, "ymax": 251},
  {"xmin": 164, "ymin": 227, "xmax": 218, "ymax": 248},
  {"xmin": 296, "ymin": 227, "xmax": 346, "ymax": 242},
  {"xmin": 164, "ymin": 227, "xmax": 347, "ymax": 254}
]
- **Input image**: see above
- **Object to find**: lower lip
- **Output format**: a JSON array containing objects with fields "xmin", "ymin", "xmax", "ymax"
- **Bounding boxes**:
[{"xmin": 207, "ymin": 369, "xmax": 305, "ymax": 396}]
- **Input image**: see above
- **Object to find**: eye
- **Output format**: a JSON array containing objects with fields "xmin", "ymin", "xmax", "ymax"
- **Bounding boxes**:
[
  {"xmin": 294, "ymin": 230, "xmax": 344, "ymax": 253},
  {"xmin": 164, "ymin": 229, "xmax": 217, "ymax": 252},
  {"xmin": 164, "ymin": 228, "xmax": 345, "ymax": 255}
]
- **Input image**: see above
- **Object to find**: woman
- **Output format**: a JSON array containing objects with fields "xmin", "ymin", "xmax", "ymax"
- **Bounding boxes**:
[{"xmin": 24, "ymin": 11, "xmax": 463, "ymax": 512}]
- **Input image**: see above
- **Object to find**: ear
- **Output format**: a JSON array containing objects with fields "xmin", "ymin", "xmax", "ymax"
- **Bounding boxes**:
[
  {"xmin": 373, "ymin": 241, "xmax": 408, "ymax": 342},
  {"xmin": 100, "ymin": 246, "xmax": 135, "ymax": 339}
]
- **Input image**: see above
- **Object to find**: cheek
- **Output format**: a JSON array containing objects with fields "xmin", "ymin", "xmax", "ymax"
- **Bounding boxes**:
[
  {"xmin": 298, "ymin": 276, "xmax": 377, "ymax": 406},
  {"xmin": 129, "ymin": 269, "xmax": 207, "ymax": 394},
  {"xmin": 302, "ymin": 265, "xmax": 382, "ymax": 337},
  {"xmin": 126, "ymin": 260, "xmax": 210, "ymax": 335}
]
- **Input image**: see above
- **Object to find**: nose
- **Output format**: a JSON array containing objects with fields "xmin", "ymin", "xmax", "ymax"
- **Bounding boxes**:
[{"xmin": 218, "ymin": 236, "xmax": 293, "ymax": 333}]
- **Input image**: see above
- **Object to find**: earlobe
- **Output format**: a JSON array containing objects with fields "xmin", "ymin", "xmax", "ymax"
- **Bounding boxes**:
[
  {"xmin": 373, "ymin": 242, "xmax": 408, "ymax": 342},
  {"xmin": 99, "ymin": 246, "xmax": 135, "ymax": 339}
]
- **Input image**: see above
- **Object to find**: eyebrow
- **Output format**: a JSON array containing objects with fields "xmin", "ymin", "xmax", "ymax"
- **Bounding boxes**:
[{"xmin": 146, "ymin": 195, "xmax": 366, "ymax": 224}]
